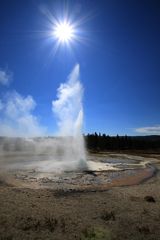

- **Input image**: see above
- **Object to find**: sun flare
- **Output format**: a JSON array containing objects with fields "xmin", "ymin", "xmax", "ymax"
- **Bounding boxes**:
[{"xmin": 54, "ymin": 21, "xmax": 75, "ymax": 43}]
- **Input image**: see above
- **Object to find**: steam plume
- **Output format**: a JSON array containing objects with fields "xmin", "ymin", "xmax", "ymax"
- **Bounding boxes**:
[
  {"xmin": 52, "ymin": 64, "xmax": 83, "ymax": 136},
  {"xmin": 0, "ymin": 91, "xmax": 46, "ymax": 137},
  {"xmin": 52, "ymin": 64, "xmax": 87, "ymax": 170},
  {"xmin": 0, "ymin": 65, "xmax": 87, "ymax": 173}
]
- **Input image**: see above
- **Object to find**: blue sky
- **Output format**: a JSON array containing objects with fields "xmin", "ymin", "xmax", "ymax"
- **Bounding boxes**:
[{"xmin": 0, "ymin": 0, "xmax": 160, "ymax": 136}]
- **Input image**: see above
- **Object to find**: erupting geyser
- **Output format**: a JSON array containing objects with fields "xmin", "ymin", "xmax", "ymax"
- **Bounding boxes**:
[
  {"xmin": 0, "ymin": 64, "xmax": 87, "ymax": 173},
  {"xmin": 52, "ymin": 64, "xmax": 87, "ymax": 171}
]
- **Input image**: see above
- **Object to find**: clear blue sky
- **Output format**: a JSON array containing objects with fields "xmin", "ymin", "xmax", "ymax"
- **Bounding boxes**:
[{"xmin": 0, "ymin": 0, "xmax": 160, "ymax": 136}]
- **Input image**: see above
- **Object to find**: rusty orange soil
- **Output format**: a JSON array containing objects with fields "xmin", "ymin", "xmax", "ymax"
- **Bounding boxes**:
[{"xmin": 75, "ymin": 167, "xmax": 155, "ymax": 192}]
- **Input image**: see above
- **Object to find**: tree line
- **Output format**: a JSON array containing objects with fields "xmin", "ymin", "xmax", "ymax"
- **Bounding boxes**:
[{"xmin": 85, "ymin": 133, "xmax": 160, "ymax": 151}]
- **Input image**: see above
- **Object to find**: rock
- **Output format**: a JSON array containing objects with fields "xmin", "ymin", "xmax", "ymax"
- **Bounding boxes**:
[
  {"xmin": 101, "ymin": 211, "xmax": 115, "ymax": 221},
  {"xmin": 138, "ymin": 225, "xmax": 150, "ymax": 234},
  {"xmin": 144, "ymin": 196, "xmax": 155, "ymax": 203}
]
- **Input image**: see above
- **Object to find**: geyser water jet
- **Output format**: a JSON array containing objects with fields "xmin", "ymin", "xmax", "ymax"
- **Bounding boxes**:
[{"xmin": 52, "ymin": 64, "xmax": 87, "ymax": 171}]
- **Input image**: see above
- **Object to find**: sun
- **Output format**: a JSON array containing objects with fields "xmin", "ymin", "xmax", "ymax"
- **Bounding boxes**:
[
  {"xmin": 54, "ymin": 21, "xmax": 75, "ymax": 43},
  {"xmin": 43, "ymin": 13, "xmax": 89, "ymax": 57}
]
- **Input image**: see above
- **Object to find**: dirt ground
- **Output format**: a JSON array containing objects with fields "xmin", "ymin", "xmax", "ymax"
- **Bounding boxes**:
[{"xmin": 0, "ymin": 154, "xmax": 160, "ymax": 240}]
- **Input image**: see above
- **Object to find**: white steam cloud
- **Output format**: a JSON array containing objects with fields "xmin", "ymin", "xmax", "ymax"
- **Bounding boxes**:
[
  {"xmin": 52, "ymin": 64, "xmax": 84, "ymax": 136},
  {"xmin": 0, "ymin": 64, "xmax": 85, "ymax": 140},
  {"xmin": 0, "ymin": 68, "xmax": 12, "ymax": 86},
  {"xmin": 0, "ymin": 91, "xmax": 46, "ymax": 137},
  {"xmin": 0, "ymin": 64, "xmax": 87, "ymax": 173},
  {"xmin": 135, "ymin": 125, "xmax": 160, "ymax": 135},
  {"xmin": 52, "ymin": 64, "xmax": 87, "ymax": 170}
]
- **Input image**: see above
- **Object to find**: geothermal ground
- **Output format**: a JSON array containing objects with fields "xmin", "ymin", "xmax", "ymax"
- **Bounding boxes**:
[
  {"xmin": 0, "ymin": 152, "xmax": 160, "ymax": 240},
  {"xmin": 0, "ymin": 152, "xmax": 158, "ymax": 190}
]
